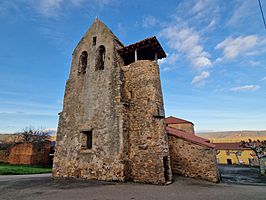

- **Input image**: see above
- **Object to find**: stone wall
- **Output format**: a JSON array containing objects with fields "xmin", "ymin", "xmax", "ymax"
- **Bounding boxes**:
[
  {"xmin": 8, "ymin": 142, "xmax": 50, "ymax": 165},
  {"xmin": 122, "ymin": 60, "xmax": 172, "ymax": 184},
  {"xmin": 167, "ymin": 123, "xmax": 195, "ymax": 135},
  {"xmin": 0, "ymin": 150, "xmax": 9, "ymax": 163},
  {"xmin": 168, "ymin": 135, "xmax": 219, "ymax": 182}
]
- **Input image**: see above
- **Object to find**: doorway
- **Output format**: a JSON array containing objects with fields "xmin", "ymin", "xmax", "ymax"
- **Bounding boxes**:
[{"xmin": 163, "ymin": 156, "xmax": 170, "ymax": 182}]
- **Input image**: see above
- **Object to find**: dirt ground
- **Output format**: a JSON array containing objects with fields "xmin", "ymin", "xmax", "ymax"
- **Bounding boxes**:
[{"xmin": 0, "ymin": 173, "xmax": 266, "ymax": 200}]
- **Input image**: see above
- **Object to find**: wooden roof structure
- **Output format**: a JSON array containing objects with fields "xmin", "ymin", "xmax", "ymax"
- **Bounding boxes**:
[{"xmin": 118, "ymin": 36, "xmax": 167, "ymax": 60}]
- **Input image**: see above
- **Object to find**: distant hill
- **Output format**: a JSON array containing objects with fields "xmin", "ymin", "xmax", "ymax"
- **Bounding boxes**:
[
  {"xmin": 197, "ymin": 130, "xmax": 266, "ymax": 143},
  {"xmin": 0, "ymin": 129, "xmax": 57, "ymax": 143}
]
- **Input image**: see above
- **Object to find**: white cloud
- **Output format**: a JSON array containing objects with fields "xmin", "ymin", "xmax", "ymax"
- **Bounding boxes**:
[
  {"xmin": 202, "ymin": 18, "xmax": 217, "ymax": 32},
  {"xmin": 262, "ymin": 77, "xmax": 266, "ymax": 81},
  {"xmin": 161, "ymin": 66, "xmax": 177, "ymax": 72},
  {"xmin": 40, "ymin": 0, "xmax": 63, "ymax": 14},
  {"xmin": 142, "ymin": 15, "xmax": 158, "ymax": 28},
  {"xmin": 159, "ymin": 26, "xmax": 212, "ymax": 69},
  {"xmin": 192, "ymin": 71, "xmax": 210, "ymax": 85},
  {"xmin": 71, "ymin": 0, "xmax": 112, "ymax": 7},
  {"xmin": 249, "ymin": 61, "xmax": 260, "ymax": 66},
  {"xmin": 191, "ymin": 0, "xmax": 207, "ymax": 14},
  {"xmin": 25, "ymin": 0, "xmax": 64, "ymax": 17},
  {"xmin": 230, "ymin": 85, "xmax": 260, "ymax": 92},
  {"xmin": 25, "ymin": 0, "xmax": 113, "ymax": 17},
  {"xmin": 159, "ymin": 53, "xmax": 179, "ymax": 66},
  {"xmin": 159, "ymin": 53, "xmax": 179, "ymax": 72},
  {"xmin": 215, "ymin": 35, "xmax": 260, "ymax": 60},
  {"xmin": 227, "ymin": 0, "xmax": 255, "ymax": 26}
]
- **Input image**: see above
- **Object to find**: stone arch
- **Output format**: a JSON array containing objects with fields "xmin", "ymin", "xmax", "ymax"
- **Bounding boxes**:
[
  {"xmin": 96, "ymin": 45, "xmax": 105, "ymax": 70},
  {"xmin": 78, "ymin": 51, "xmax": 88, "ymax": 75}
]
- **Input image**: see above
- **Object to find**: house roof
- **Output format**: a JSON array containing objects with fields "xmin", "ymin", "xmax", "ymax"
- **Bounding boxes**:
[
  {"xmin": 213, "ymin": 142, "xmax": 249, "ymax": 150},
  {"xmin": 118, "ymin": 36, "xmax": 167, "ymax": 59},
  {"xmin": 166, "ymin": 127, "xmax": 215, "ymax": 148},
  {"xmin": 165, "ymin": 116, "xmax": 194, "ymax": 125}
]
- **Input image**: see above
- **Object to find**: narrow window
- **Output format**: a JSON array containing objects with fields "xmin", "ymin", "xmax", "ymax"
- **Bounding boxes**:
[
  {"xmin": 129, "ymin": 91, "xmax": 133, "ymax": 99},
  {"xmin": 93, "ymin": 37, "xmax": 97, "ymax": 46},
  {"xmin": 82, "ymin": 130, "xmax": 93, "ymax": 149},
  {"xmin": 78, "ymin": 51, "xmax": 88, "ymax": 75},
  {"xmin": 96, "ymin": 45, "xmax": 105, "ymax": 70}
]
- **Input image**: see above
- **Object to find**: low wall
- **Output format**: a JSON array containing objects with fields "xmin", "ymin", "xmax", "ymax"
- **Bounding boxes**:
[
  {"xmin": 7, "ymin": 142, "xmax": 51, "ymax": 166},
  {"xmin": 168, "ymin": 135, "xmax": 219, "ymax": 182},
  {"xmin": 0, "ymin": 150, "xmax": 9, "ymax": 163}
]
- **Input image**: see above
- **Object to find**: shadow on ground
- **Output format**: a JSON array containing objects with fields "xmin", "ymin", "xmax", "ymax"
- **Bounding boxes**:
[
  {"xmin": 1, "ymin": 173, "xmax": 266, "ymax": 200},
  {"xmin": 219, "ymin": 164, "xmax": 266, "ymax": 186}
]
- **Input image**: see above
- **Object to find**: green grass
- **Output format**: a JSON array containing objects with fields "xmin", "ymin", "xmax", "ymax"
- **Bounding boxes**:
[{"xmin": 0, "ymin": 163, "xmax": 52, "ymax": 175}]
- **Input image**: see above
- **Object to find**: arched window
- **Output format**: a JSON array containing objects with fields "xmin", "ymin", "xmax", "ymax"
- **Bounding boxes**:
[
  {"xmin": 96, "ymin": 45, "xmax": 105, "ymax": 70},
  {"xmin": 78, "ymin": 51, "xmax": 88, "ymax": 75}
]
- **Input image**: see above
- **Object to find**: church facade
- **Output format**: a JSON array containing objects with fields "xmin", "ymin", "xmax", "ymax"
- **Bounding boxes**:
[{"xmin": 53, "ymin": 19, "xmax": 219, "ymax": 184}]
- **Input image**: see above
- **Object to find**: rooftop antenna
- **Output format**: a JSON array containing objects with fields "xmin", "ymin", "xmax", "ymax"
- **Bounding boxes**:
[{"xmin": 258, "ymin": 0, "xmax": 266, "ymax": 29}]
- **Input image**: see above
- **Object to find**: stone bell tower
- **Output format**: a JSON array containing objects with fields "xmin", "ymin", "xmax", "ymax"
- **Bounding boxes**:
[{"xmin": 53, "ymin": 19, "xmax": 172, "ymax": 184}]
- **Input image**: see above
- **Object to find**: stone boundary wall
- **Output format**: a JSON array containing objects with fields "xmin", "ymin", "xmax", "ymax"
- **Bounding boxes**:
[
  {"xmin": 0, "ymin": 150, "xmax": 9, "ymax": 163},
  {"xmin": 7, "ymin": 142, "xmax": 51, "ymax": 166},
  {"xmin": 168, "ymin": 135, "xmax": 219, "ymax": 182}
]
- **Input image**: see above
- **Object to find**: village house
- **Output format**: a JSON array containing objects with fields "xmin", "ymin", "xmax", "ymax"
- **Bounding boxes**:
[
  {"xmin": 53, "ymin": 19, "xmax": 219, "ymax": 184},
  {"xmin": 214, "ymin": 142, "xmax": 265, "ymax": 166}
]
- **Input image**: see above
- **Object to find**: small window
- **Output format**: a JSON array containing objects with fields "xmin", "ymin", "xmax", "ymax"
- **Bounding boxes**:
[
  {"xmin": 153, "ymin": 107, "xmax": 165, "ymax": 118},
  {"xmin": 93, "ymin": 37, "xmax": 97, "ymax": 46},
  {"xmin": 78, "ymin": 51, "xmax": 88, "ymax": 75},
  {"xmin": 82, "ymin": 130, "xmax": 93, "ymax": 149},
  {"xmin": 96, "ymin": 45, "xmax": 106, "ymax": 70},
  {"xmin": 129, "ymin": 91, "xmax": 133, "ymax": 99}
]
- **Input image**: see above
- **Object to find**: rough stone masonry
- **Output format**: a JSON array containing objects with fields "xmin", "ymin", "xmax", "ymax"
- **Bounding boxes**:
[{"xmin": 53, "ymin": 19, "xmax": 219, "ymax": 184}]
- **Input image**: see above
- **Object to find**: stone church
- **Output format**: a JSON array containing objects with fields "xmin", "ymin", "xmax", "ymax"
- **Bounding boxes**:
[{"xmin": 53, "ymin": 19, "xmax": 219, "ymax": 184}]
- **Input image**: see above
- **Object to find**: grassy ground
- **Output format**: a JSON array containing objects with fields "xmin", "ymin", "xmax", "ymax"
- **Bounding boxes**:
[{"xmin": 0, "ymin": 163, "xmax": 52, "ymax": 175}]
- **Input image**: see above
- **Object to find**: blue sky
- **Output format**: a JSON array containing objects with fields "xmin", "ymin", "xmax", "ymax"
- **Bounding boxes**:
[{"xmin": 0, "ymin": 0, "xmax": 266, "ymax": 133}]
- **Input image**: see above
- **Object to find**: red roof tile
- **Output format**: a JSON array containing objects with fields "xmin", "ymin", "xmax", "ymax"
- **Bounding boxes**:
[
  {"xmin": 166, "ymin": 127, "xmax": 215, "ymax": 148},
  {"xmin": 213, "ymin": 142, "xmax": 249, "ymax": 150},
  {"xmin": 165, "ymin": 116, "xmax": 194, "ymax": 125}
]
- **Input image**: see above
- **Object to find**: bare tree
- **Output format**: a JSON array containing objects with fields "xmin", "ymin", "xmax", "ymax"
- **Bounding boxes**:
[
  {"xmin": 240, "ymin": 139, "xmax": 266, "ymax": 175},
  {"xmin": 16, "ymin": 126, "xmax": 51, "ymax": 143}
]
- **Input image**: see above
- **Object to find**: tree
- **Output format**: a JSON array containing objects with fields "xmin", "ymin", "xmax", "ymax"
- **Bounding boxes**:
[
  {"xmin": 16, "ymin": 126, "xmax": 51, "ymax": 143},
  {"xmin": 240, "ymin": 139, "xmax": 266, "ymax": 175}
]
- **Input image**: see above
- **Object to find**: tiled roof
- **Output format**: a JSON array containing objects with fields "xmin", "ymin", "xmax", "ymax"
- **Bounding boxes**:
[
  {"xmin": 118, "ymin": 36, "xmax": 167, "ymax": 59},
  {"xmin": 166, "ymin": 127, "xmax": 215, "ymax": 148},
  {"xmin": 165, "ymin": 116, "xmax": 194, "ymax": 125},
  {"xmin": 213, "ymin": 142, "xmax": 249, "ymax": 150}
]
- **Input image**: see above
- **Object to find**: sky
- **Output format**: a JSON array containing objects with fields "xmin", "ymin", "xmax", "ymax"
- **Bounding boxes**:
[{"xmin": 0, "ymin": 0, "xmax": 266, "ymax": 133}]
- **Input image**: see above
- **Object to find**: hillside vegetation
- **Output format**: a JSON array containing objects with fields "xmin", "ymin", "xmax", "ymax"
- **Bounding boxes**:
[{"xmin": 197, "ymin": 130, "xmax": 266, "ymax": 143}]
